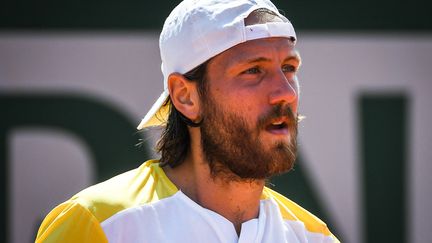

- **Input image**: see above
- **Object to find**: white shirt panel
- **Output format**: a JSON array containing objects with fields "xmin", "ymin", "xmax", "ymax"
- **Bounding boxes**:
[{"xmin": 101, "ymin": 191, "xmax": 331, "ymax": 243}]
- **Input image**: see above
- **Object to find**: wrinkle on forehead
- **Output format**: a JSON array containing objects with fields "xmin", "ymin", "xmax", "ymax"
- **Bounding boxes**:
[{"xmin": 210, "ymin": 38, "xmax": 299, "ymax": 71}]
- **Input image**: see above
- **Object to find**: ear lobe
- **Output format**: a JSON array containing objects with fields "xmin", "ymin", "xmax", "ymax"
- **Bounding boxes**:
[{"xmin": 168, "ymin": 73, "xmax": 201, "ymax": 121}]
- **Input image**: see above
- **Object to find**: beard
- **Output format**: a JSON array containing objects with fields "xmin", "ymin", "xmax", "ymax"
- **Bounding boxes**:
[{"xmin": 200, "ymin": 96, "xmax": 298, "ymax": 181}]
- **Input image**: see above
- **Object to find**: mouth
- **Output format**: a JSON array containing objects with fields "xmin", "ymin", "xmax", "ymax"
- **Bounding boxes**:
[{"xmin": 265, "ymin": 118, "xmax": 290, "ymax": 135}]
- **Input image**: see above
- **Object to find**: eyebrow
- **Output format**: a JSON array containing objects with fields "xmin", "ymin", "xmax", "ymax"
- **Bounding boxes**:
[
  {"xmin": 284, "ymin": 54, "xmax": 301, "ymax": 64},
  {"xmin": 243, "ymin": 54, "xmax": 301, "ymax": 65}
]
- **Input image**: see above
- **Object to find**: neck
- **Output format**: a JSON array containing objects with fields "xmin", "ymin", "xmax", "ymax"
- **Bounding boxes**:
[
  {"xmin": 197, "ymin": 170, "xmax": 264, "ymax": 234},
  {"xmin": 163, "ymin": 131, "xmax": 265, "ymax": 234}
]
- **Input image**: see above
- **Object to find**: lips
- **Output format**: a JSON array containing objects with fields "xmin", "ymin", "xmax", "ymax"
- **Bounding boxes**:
[
  {"xmin": 257, "ymin": 104, "xmax": 296, "ymax": 136},
  {"xmin": 265, "ymin": 118, "xmax": 290, "ymax": 134}
]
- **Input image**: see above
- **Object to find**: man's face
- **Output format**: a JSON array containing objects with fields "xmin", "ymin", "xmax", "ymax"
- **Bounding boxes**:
[{"xmin": 199, "ymin": 37, "xmax": 301, "ymax": 180}]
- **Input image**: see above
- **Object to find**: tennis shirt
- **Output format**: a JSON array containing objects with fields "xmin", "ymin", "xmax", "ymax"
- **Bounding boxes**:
[{"xmin": 36, "ymin": 160, "xmax": 339, "ymax": 243}]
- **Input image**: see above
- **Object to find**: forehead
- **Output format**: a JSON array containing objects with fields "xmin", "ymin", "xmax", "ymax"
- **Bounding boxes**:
[{"xmin": 209, "ymin": 37, "xmax": 299, "ymax": 68}]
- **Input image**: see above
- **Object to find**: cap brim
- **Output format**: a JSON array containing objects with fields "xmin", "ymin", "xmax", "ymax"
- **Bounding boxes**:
[{"xmin": 137, "ymin": 90, "xmax": 170, "ymax": 130}]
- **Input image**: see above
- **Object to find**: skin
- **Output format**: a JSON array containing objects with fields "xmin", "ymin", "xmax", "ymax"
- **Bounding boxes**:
[{"xmin": 165, "ymin": 37, "xmax": 301, "ymax": 234}]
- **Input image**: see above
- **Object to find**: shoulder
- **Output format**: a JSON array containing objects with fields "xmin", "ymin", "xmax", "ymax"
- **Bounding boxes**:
[
  {"xmin": 71, "ymin": 159, "xmax": 177, "ymax": 221},
  {"xmin": 263, "ymin": 187, "xmax": 340, "ymax": 242},
  {"xmin": 36, "ymin": 201, "xmax": 108, "ymax": 243},
  {"xmin": 36, "ymin": 160, "xmax": 178, "ymax": 242}
]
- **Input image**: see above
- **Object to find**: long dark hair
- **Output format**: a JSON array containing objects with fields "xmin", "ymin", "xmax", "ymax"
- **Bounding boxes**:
[{"xmin": 156, "ymin": 61, "xmax": 209, "ymax": 168}]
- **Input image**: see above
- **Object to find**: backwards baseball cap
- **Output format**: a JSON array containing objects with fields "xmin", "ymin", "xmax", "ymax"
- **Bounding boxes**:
[{"xmin": 137, "ymin": 0, "xmax": 297, "ymax": 129}]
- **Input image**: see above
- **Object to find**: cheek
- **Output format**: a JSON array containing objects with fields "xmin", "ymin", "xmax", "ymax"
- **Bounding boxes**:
[
  {"xmin": 209, "ymin": 79, "xmax": 270, "ymax": 118},
  {"xmin": 231, "ymin": 93, "xmax": 267, "ymax": 123},
  {"xmin": 291, "ymin": 103, "xmax": 299, "ymax": 116},
  {"xmin": 294, "ymin": 77, "xmax": 300, "ymax": 100}
]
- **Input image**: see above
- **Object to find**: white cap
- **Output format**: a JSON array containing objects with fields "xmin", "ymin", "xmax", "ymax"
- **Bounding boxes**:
[{"xmin": 137, "ymin": 0, "xmax": 296, "ymax": 129}]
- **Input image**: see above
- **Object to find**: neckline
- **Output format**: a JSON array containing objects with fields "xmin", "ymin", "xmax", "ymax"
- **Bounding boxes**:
[{"xmin": 175, "ymin": 190, "xmax": 269, "ymax": 242}]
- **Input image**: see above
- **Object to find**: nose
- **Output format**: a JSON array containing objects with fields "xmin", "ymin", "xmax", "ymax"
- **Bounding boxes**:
[{"xmin": 268, "ymin": 72, "xmax": 298, "ymax": 106}]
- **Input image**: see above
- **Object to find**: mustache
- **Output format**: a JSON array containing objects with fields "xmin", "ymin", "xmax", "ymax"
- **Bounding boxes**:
[{"xmin": 257, "ymin": 104, "xmax": 297, "ymax": 129}]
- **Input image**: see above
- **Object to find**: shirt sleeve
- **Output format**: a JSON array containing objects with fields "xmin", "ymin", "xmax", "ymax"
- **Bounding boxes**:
[{"xmin": 35, "ymin": 201, "xmax": 108, "ymax": 243}]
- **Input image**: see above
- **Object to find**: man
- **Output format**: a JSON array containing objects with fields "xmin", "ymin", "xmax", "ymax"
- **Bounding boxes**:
[{"xmin": 36, "ymin": 0, "xmax": 339, "ymax": 242}]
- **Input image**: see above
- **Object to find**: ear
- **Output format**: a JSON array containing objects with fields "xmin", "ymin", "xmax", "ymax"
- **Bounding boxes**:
[{"xmin": 168, "ymin": 73, "xmax": 201, "ymax": 122}]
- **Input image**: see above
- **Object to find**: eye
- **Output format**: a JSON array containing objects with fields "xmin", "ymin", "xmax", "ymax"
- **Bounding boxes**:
[
  {"xmin": 242, "ymin": 66, "xmax": 261, "ymax": 75},
  {"xmin": 282, "ymin": 64, "xmax": 297, "ymax": 73}
]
